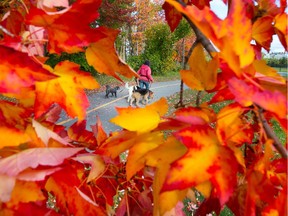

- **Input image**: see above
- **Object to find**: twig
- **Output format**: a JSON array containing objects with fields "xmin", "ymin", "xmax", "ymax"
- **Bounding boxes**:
[
  {"xmin": 257, "ymin": 108, "xmax": 287, "ymax": 159},
  {"xmin": 0, "ymin": 25, "xmax": 15, "ymax": 37},
  {"xmin": 195, "ymin": 90, "xmax": 202, "ymax": 107}
]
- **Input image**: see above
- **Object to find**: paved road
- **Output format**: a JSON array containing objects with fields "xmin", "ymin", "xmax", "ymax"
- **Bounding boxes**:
[{"xmin": 58, "ymin": 80, "xmax": 187, "ymax": 133}]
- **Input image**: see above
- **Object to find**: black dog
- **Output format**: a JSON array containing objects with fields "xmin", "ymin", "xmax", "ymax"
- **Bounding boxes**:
[{"xmin": 105, "ymin": 85, "xmax": 120, "ymax": 98}]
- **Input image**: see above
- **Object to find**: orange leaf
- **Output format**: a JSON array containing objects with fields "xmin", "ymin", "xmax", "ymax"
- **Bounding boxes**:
[
  {"xmin": 162, "ymin": 125, "xmax": 238, "ymax": 205},
  {"xmin": 110, "ymin": 98, "xmax": 168, "ymax": 133},
  {"xmin": 86, "ymin": 27, "xmax": 137, "ymax": 81},
  {"xmin": 216, "ymin": 103, "xmax": 253, "ymax": 146},
  {"xmin": 97, "ymin": 130, "xmax": 136, "ymax": 159},
  {"xmin": 0, "ymin": 125, "xmax": 30, "ymax": 148},
  {"xmin": 25, "ymin": 0, "xmax": 105, "ymax": 53},
  {"xmin": 5, "ymin": 180, "xmax": 45, "ymax": 208},
  {"xmin": 252, "ymin": 16, "xmax": 274, "ymax": 51},
  {"xmin": 0, "ymin": 46, "xmax": 57, "ymax": 94},
  {"xmin": 181, "ymin": 43, "xmax": 218, "ymax": 90},
  {"xmin": 274, "ymin": 13, "xmax": 287, "ymax": 51},
  {"xmin": 91, "ymin": 116, "xmax": 108, "ymax": 146},
  {"xmin": 35, "ymin": 61, "xmax": 99, "ymax": 121}
]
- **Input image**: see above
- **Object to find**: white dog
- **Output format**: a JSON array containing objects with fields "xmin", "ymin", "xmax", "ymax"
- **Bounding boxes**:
[{"xmin": 125, "ymin": 82, "xmax": 140, "ymax": 103}]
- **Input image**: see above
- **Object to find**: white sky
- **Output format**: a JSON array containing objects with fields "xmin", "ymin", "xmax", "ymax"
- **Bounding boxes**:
[{"xmin": 209, "ymin": 0, "xmax": 286, "ymax": 53}]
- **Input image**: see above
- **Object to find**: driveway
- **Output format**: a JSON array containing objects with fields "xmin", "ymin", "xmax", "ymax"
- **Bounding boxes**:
[{"xmin": 58, "ymin": 80, "xmax": 187, "ymax": 133}]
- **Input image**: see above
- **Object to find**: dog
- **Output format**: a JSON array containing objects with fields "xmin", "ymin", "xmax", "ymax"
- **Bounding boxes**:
[
  {"xmin": 129, "ymin": 88, "xmax": 154, "ymax": 107},
  {"xmin": 105, "ymin": 85, "xmax": 120, "ymax": 98},
  {"xmin": 125, "ymin": 82, "xmax": 141, "ymax": 103}
]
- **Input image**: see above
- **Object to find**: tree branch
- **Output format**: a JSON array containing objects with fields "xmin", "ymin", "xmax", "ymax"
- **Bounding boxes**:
[{"xmin": 257, "ymin": 108, "xmax": 288, "ymax": 159}]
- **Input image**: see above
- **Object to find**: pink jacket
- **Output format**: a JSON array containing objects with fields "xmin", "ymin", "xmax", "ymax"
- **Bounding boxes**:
[{"xmin": 137, "ymin": 65, "xmax": 154, "ymax": 82}]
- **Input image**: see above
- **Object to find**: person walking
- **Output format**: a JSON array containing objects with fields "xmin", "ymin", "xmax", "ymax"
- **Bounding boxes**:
[{"xmin": 137, "ymin": 60, "xmax": 154, "ymax": 90}]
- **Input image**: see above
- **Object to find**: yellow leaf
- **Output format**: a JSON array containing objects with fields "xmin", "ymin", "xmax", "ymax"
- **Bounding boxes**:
[
  {"xmin": 126, "ymin": 131, "xmax": 164, "ymax": 180},
  {"xmin": 0, "ymin": 126, "xmax": 30, "ymax": 148},
  {"xmin": 145, "ymin": 97, "xmax": 169, "ymax": 116},
  {"xmin": 133, "ymin": 136, "xmax": 187, "ymax": 215},
  {"xmin": 153, "ymin": 164, "xmax": 187, "ymax": 215},
  {"xmin": 195, "ymin": 181, "xmax": 212, "ymax": 198},
  {"xmin": 254, "ymin": 60, "xmax": 285, "ymax": 82},
  {"xmin": 181, "ymin": 43, "xmax": 218, "ymax": 91},
  {"xmin": 111, "ymin": 99, "xmax": 167, "ymax": 133}
]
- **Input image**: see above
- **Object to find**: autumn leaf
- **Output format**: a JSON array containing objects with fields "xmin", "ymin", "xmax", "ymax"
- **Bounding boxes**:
[
  {"xmin": 162, "ymin": 125, "xmax": 238, "ymax": 205},
  {"xmin": 228, "ymin": 77, "xmax": 287, "ymax": 119},
  {"xmin": 126, "ymin": 131, "xmax": 164, "ymax": 180},
  {"xmin": 0, "ymin": 46, "xmax": 57, "ymax": 94},
  {"xmin": 72, "ymin": 153, "xmax": 105, "ymax": 182},
  {"xmin": 0, "ymin": 174, "xmax": 16, "ymax": 202},
  {"xmin": 86, "ymin": 27, "xmax": 137, "ymax": 81},
  {"xmin": 17, "ymin": 167, "xmax": 62, "ymax": 181},
  {"xmin": 144, "ymin": 136, "xmax": 188, "ymax": 214},
  {"xmin": 246, "ymin": 141, "xmax": 287, "ymax": 215},
  {"xmin": 5, "ymin": 180, "xmax": 45, "ymax": 208},
  {"xmin": 252, "ymin": 16, "xmax": 274, "ymax": 51},
  {"xmin": 216, "ymin": 103, "xmax": 253, "ymax": 146},
  {"xmin": 274, "ymin": 13, "xmax": 288, "ymax": 51},
  {"xmin": 0, "ymin": 10, "xmax": 25, "ymax": 36},
  {"xmin": 110, "ymin": 98, "xmax": 168, "ymax": 133},
  {"xmin": 45, "ymin": 166, "xmax": 106, "ymax": 215},
  {"xmin": 0, "ymin": 147, "xmax": 84, "ymax": 176},
  {"xmin": 25, "ymin": 0, "xmax": 106, "ymax": 53},
  {"xmin": 32, "ymin": 119, "xmax": 70, "ymax": 146},
  {"xmin": 180, "ymin": 43, "xmax": 218, "ymax": 91},
  {"xmin": 91, "ymin": 116, "xmax": 108, "ymax": 147},
  {"xmin": 0, "ymin": 125, "xmax": 30, "ymax": 148},
  {"xmin": 35, "ymin": 60, "xmax": 99, "ymax": 121},
  {"xmin": 162, "ymin": 2, "xmax": 182, "ymax": 32},
  {"xmin": 67, "ymin": 120, "xmax": 97, "ymax": 148},
  {"xmin": 253, "ymin": 60, "xmax": 285, "ymax": 82},
  {"xmin": 97, "ymin": 130, "xmax": 137, "ymax": 159}
]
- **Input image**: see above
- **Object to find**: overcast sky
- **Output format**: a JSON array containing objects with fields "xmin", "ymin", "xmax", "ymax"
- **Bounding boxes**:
[{"xmin": 210, "ymin": 0, "xmax": 286, "ymax": 53}]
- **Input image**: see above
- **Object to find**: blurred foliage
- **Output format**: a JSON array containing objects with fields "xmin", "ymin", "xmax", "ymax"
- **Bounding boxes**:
[{"xmin": 263, "ymin": 55, "xmax": 287, "ymax": 68}]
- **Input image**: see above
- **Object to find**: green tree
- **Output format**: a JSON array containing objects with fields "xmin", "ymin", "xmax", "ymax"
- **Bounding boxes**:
[{"xmin": 143, "ymin": 23, "xmax": 177, "ymax": 75}]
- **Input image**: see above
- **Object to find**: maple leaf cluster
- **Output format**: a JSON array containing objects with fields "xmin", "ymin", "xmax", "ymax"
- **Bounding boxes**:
[{"xmin": 0, "ymin": 0, "xmax": 287, "ymax": 215}]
